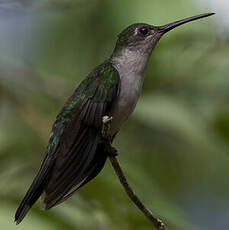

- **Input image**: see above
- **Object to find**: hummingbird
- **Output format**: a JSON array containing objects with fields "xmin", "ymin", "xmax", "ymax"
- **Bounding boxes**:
[{"xmin": 15, "ymin": 13, "xmax": 214, "ymax": 224}]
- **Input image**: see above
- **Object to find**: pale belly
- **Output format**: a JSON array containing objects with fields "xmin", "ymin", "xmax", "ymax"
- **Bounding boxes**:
[{"xmin": 109, "ymin": 74, "xmax": 144, "ymax": 134}]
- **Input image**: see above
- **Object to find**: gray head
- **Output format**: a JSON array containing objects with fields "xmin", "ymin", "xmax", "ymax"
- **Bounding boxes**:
[
  {"xmin": 111, "ymin": 13, "xmax": 214, "ymax": 73},
  {"xmin": 113, "ymin": 23, "xmax": 161, "ymax": 55}
]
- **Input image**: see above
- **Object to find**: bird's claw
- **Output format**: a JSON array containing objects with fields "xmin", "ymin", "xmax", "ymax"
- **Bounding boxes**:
[
  {"xmin": 102, "ymin": 116, "xmax": 113, "ymax": 124},
  {"xmin": 108, "ymin": 146, "xmax": 118, "ymax": 157},
  {"xmin": 102, "ymin": 116, "xmax": 113, "ymax": 139},
  {"xmin": 102, "ymin": 116, "xmax": 118, "ymax": 157}
]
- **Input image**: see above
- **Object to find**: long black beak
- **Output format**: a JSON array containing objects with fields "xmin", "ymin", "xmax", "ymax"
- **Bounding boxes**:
[{"xmin": 156, "ymin": 13, "xmax": 215, "ymax": 34}]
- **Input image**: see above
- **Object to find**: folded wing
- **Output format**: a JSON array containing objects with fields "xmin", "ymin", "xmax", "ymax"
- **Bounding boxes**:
[{"xmin": 15, "ymin": 61, "xmax": 120, "ymax": 224}]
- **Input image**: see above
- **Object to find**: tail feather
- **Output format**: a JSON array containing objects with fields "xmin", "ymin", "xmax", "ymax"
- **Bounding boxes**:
[
  {"xmin": 43, "ymin": 143, "xmax": 107, "ymax": 209},
  {"xmin": 15, "ymin": 156, "xmax": 53, "ymax": 224},
  {"xmin": 15, "ymin": 181, "xmax": 45, "ymax": 224},
  {"xmin": 42, "ymin": 130, "xmax": 102, "ymax": 209},
  {"xmin": 15, "ymin": 129, "xmax": 109, "ymax": 223},
  {"xmin": 15, "ymin": 204, "xmax": 30, "ymax": 225}
]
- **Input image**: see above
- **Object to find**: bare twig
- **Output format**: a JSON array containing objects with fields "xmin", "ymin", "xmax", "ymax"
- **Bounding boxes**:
[{"xmin": 102, "ymin": 116, "xmax": 167, "ymax": 230}]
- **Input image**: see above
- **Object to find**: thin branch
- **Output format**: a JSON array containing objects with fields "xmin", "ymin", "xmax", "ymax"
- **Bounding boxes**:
[{"xmin": 102, "ymin": 116, "xmax": 167, "ymax": 230}]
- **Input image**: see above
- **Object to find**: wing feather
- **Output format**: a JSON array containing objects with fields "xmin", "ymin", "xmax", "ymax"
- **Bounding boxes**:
[
  {"xmin": 53, "ymin": 143, "xmax": 107, "ymax": 206},
  {"xmin": 44, "ymin": 128, "xmax": 100, "ymax": 208},
  {"xmin": 15, "ymin": 61, "xmax": 120, "ymax": 223}
]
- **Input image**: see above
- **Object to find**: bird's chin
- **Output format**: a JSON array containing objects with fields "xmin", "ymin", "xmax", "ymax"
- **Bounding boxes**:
[{"xmin": 146, "ymin": 34, "xmax": 162, "ymax": 53}]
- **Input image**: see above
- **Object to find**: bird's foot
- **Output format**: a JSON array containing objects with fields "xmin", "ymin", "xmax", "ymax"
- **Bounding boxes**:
[
  {"xmin": 102, "ymin": 116, "xmax": 118, "ymax": 157},
  {"xmin": 102, "ymin": 116, "xmax": 113, "ymax": 139},
  {"xmin": 106, "ymin": 145, "xmax": 118, "ymax": 157}
]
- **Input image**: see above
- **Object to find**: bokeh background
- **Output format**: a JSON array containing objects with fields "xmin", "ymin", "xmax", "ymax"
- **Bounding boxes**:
[{"xmin": 0, "ymin": 0, "xmax": 229, "ymax": 229}]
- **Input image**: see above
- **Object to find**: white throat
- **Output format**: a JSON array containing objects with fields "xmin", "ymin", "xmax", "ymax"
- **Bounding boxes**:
[
  {"xmin": 109, "ymin": 48, "xmax": 151, "ymax": 134},
  {"xmin": 111, "ymin": 47, "xmax": 151, "ymax": 76}
]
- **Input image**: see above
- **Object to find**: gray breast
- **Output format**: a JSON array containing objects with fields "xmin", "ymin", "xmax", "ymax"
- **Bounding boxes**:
[
  {"xmin": 109, "ymin": 71, "xmax": 145, "ymax": 134},
  {"xmin": 109, "ymin": 47, "xmax": 150, "ymax": 134}
]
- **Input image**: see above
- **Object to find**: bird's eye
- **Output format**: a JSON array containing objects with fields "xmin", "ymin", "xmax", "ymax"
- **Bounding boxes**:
[{"xmin": 138, "ymin": 27, "xmax": 149, "ymax": 36}]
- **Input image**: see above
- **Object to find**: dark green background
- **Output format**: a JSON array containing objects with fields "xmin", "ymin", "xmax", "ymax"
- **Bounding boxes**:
[{"xmin": 0, "ymin": 0, "xmax": 228, "ymax": 229}]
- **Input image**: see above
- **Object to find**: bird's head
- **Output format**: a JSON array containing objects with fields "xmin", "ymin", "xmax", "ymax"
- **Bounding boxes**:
[{"xmin": 111, "ymin": 13, "xmax": 214, "ymax": 69}]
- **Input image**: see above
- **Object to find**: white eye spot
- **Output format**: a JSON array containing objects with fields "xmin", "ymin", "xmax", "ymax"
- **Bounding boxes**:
[{"xmin": 134, "ymin": 28, "xmax": 139, "ymax": 36}]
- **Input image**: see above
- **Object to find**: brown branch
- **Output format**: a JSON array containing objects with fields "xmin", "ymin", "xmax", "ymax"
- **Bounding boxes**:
[{"xmin": 102, "ymin": 116, "xmax": 167, "ymax": 230}]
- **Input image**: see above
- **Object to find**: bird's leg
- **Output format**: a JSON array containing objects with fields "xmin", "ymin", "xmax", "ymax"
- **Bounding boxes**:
[{"xmin": 102, "ymin": 116, "xmax": 118, "ymax": 157}]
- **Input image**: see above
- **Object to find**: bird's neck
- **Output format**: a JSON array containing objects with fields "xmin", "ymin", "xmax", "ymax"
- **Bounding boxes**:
[{"xmin": 110, "ymin": 47, "xmax": 151, "ymax": 77}]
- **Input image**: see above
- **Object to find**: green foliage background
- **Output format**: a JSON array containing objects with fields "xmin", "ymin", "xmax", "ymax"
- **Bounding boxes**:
[{"xmin": 0, "ymin": 0, "xmax": 228, "ymax": 229}]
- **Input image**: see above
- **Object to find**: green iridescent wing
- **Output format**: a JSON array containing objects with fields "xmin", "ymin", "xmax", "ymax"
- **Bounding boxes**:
[
  {"xmin": 47, "ymin": 61, "xmax": 119, "ymax": 155},
  {"xmin": 15, "ymin": 61, "xmax": 120, "ymax": 224}
]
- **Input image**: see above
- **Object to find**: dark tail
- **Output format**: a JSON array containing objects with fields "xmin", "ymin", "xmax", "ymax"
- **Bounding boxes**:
[
  {"xmin": 15, "ymin": 156, "xmax": 53, "ymax": 224},
  {"xmin": 45, "ymin": 143, "xmax": 107, "ymax": 209},
  {"xmin": 42, "ymin": 131, "xmax": 107, "ymax": 210}
]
